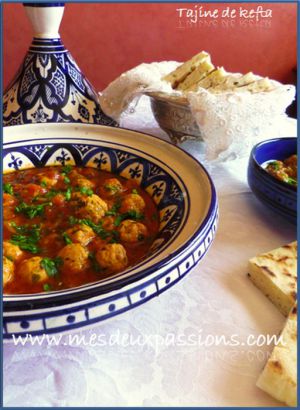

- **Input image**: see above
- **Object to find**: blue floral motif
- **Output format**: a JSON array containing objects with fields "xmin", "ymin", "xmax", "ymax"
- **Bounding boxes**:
[
  {"xmin": 129, "ymin": 165, "xmax": 142, "ymax": 179},
  {"xmin": 151, "ymin": 182, "xmax": 164, "ymax": 198},
  {"xmin": 8, "ymin": 153, "xmax": 23, "ymax": 170},
  {"xmin": 78, "ymin": 104, "xmax": 90, "ymax": 121},
  {"xmin": 25, "ymin": 145, "xmax": 52, "ymax": 159},
  {"xmin": 93, "ymin": 152, "xmax": 108, "ymax": 168},
  {"xmin": 74, "ymin": 145, "xmax": 92, "ymax": 156},
  {"xmin": 56, "ymin": 149, "xmax": 71, "ymax": 165},
  {"xmin": 116, "ymin": 152, "xmax": 132, "ymax": 163},
  {"xmin": 162, "ymin": 208, "xmax": 174, "ymax": 222},
  {"xmin": 170, "ymin": 183, "xmax": 184, "ymax": 200},
  {"xmin": 31, "ymin": 104, "xmax": 49, "ymax": 122},
  {"xmin": 3, "ymin": 38, "xmax": 117, "ymax": 127}
]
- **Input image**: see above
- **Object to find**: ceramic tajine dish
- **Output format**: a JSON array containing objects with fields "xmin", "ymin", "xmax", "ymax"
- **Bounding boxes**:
[
  {"xmin": 3, "ymin": 123, "xmax": 218, "ymax": 340},
  {"xmin": 248, "ymin": 137, "xmax": 297, "ymax": 224},
  {"xmin": 3, "ymin": 2, "xmax": 116, "ymax": 127}
]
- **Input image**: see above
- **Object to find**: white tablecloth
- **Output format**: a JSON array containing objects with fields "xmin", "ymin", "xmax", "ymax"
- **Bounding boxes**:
[{"xmin": 4, "ymin": 97, "xmax": 297, "ymax": 407}]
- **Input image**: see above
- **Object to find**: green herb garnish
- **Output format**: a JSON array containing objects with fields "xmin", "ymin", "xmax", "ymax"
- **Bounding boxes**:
[
  {"xmin": 43, "ymin": 283, "xmax": 52, "ymax": 292},
  {"xmin": 78, "ymin": 186, "xmax": 94, "ymax": 196},
  {"xmin": 286, "ymin": 177, "xmax": 297, "ymax": 186},
  {"xmin": 64, "ymin": 187, "xmax": 72, "ymax": 201},
  {"xmin": 105, "ymin": 200, "xmax": 121, "ymax": 216},
  {"xmin": 9, "ymin": 223, "xmax": 41, "ymax": 253},
  {"xmin": 40, "ymin": 257, "xmax": 62, "ymax": 277},
  {"xmin": 15, "ymin": 201, "xmax": 51, "ymax": 219},
  {"xmin": 3, "ymin": 183, "xmax": 14, "ymax": 195},
  {"xmin": 104, "ymin": 184, "xmax": 119, "ymax": 193},
  {"xmin": 132, "ymin": 188, "xmax": 139, "ymax": 194},
  {"xmin": 114, "ymin": 210, "xmax": 144, "ymax": 227},
  {"xmin": 62, "ymin": 232, "xmax": 73, "ymax": 244},
  {"xmin": 88, "ymin": 252, "xmax": 103, "ymax": 273},
  {"xmin": 61, "ymin": 165, "xmax": 73, "ymax": 175},
  {"xmin": 64, "ymin": 176, "xmax": 71, "ymax": 184}
]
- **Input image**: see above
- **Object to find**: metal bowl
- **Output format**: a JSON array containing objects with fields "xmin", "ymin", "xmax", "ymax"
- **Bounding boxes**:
[{"xmin": 147, "ymin": 92, "xmax": 202, "ymax": 144}]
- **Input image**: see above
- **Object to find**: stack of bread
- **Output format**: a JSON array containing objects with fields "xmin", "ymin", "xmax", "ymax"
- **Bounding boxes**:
[
  {"xmin": 162, "ymin": 51, "xmax": 275, "ymax": 94},
  {"xmin": 248, "ymin": 241, "xmax": 297, "ymax": 407}
]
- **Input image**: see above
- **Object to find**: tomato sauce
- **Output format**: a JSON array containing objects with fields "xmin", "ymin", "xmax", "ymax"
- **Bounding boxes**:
[{"xmin": 3, "ymin": 166, "xmax": 159, "ymax": 294}]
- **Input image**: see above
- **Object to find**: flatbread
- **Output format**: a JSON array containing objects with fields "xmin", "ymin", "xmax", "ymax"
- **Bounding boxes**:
[
  {"xmin": 176, "ymin": 60, "xmax": 215, "ymax": 91},
  {"xmin": 162, "ymin": 51, "xmax": 212, "ymax": 89},
  {"xmin": 248, "ymin": 241, "xmax": 297, "ymax": 316},
  {"xmin": 256, "ymin": 303, "xmax": 297, "ymax": 407}
]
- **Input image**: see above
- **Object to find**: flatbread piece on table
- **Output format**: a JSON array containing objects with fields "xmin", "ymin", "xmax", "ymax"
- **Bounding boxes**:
[
  {"xmin": 248, "ymin": 241, "xmax": 297, "ymax": 316},
  {"xmin": 256, "ymin": 303, "xmax": 297, "ymax": 407}
]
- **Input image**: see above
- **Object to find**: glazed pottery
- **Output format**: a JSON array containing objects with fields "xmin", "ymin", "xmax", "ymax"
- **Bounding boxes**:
[
  {"xmin": 3, "ymin": 2, "xmax": 116, "ymax": 126},
  {"xmin": 3, "ymin": 123, "xmax": 218, "ymax": 339}
]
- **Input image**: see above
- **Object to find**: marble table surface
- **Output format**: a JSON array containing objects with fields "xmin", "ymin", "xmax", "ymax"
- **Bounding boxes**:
[{"xmin": 3, "ymin": 97, "xmax": 297, "ymax": 407}]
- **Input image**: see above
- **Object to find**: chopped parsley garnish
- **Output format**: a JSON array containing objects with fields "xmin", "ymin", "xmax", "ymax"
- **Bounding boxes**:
[
  {"xmin": 43, "ymin": 283, "xmax": 52, "ymax": 292},
  {"xmin": 45, "ymin": 189, "xmax": 60, "ymax": 199},
  {"xmin": 64, "ymin": 176, "xmax": 71, "ymax": 184},
  {"xmin": 40, "ymin": 179, "xmax": 48, "ymax": 188},
  {"xmin": 40, "ymin": 257, "xmax": 63, "ymax": 277},
  {"xmin": 88, "ymin": 252, "xmax": 103, "ymax": 273},
  {"xmin": 10, "ymin": 222, "xmax": 41, "ymax": 253},
  {"xmin": 109, "ymin": 230, "xmax": 120, "ymax": 244},
  {"xmin": 78, "ymin": 186, "xmax": 93, "ymax": 196},
  {"xmin": 132, "ymin": 188, "xmax": 139, "ymax": 194},
  {"xmin": 286, "ymin": 177, "xmax": 297, "ymax": 186},
  {"xmin": 3, "ymin": 183, "xmax": 14, "ymax": 195},
  {"xmin": 69, "ymin": 216, "xmax": 110, "ymax": 239},
  {"xmin": 114, "ymin": 210, "xmax": 144, "ymax": 227},
  {"xmin": 61, "ymin": 165, "xmax": 73, "ymax": 175},
  {"xmin": 104, "ymin": 184, "xmax": 119, "ymax": 193},
  {"xmin": 62, "ymin": 232, "xmax": 73, "ymax": 244},
  {"xmin": 15, "ymin": 201, "xmax": 51, "ymax": 219},
  {"xmin": 267, "ymin": 161, "xmax": 280, "ymax": 171},
  {"xmin": 64, "ymin": 187, "xmax": 72, "ymax": 201},
  {"xmin": 105, "ymin": 200, "xmax": 121, "ymax": 216}
]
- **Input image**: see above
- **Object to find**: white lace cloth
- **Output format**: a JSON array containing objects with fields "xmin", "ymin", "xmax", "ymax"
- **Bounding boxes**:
[
  {"xmin": 99, "ymin": 62, "xmax": 295, "ymax": 161},
  {"xmin": 4, "ymin": 98, "xmax": 297, "ymax": 407}
]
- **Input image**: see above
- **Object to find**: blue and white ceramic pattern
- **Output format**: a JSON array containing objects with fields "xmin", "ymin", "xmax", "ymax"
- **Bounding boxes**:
[
  {"xmin": 3, "ymin": 2, "xmax": 116, "ymax": 127},
  {"xmin": 3, "ymin": 123, "xmax": 218, "ymax": 340},
  {"xmin": 248, "ymin": 137, "xmax": 297, "ymax": 224}
]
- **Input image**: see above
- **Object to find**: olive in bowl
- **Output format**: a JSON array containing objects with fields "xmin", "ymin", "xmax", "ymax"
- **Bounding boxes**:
[{"xmin": 247, "ymin": 137, "xmax": 297, "ymax": 224}]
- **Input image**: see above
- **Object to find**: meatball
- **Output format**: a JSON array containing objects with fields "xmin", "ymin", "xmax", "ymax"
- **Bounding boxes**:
[
  {"xmin": 70, "ymin": 171, "xmax": 95, "ymax": 189},
  {"xmin": 74, "ymin": 193, "xmax": 108, "ymax": 223},
  {"xmin": 18, "ymin": 257, "xmax": 48, "ymax": 283},
  {"xmin": 58, "ymin": 243, "xmax": 89, "ymax": 274},
  {"xmin": 3, "ymin": 241, "xmax": 23, "ymax": 262},
  {"xmin": 119, "ymin": 220, "xmax": 148, "ymax": 243},
  {"xmin": 101, "ymin": 216, "xmax": 116, "ymax": 231},
  {"xmin": 65, "ymin": 224, "xmax": 95, "ymax": 246},
  {"xmin": 101, "ymin": 178, "xmax": 123, "ymax": 197},
  {"xmin": 3, "ymin": 193, "xmax": 16, "ymax": 220},
  {"xmin": 38, "ymin": 175, "xmax": 59, "ymax": 188},
  {"xmin": 120, "ymin": 193, "xmax": 145, "ymax": 214},
  {"xmin": 96, "ymin": 243, "xmax": 128, "ymax": 272},
  {"xmin": 3, "ymin": 256, "xmax": 14, "ymax": 286}
]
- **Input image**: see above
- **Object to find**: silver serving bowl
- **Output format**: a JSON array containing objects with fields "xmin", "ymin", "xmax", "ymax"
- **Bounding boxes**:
[{"xmin": 147, "ymin": 92, "xmax": 202, "ymax": 144}]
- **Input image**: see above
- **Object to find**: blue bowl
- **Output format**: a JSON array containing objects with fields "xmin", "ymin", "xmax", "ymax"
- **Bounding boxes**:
[
  {"xmin": 3, "ymin": 123, "xmax": 218, "ymax": 340},
  {"xmin": 248, "ymin": 137, "xmax": 297, "ymax": 224}
]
